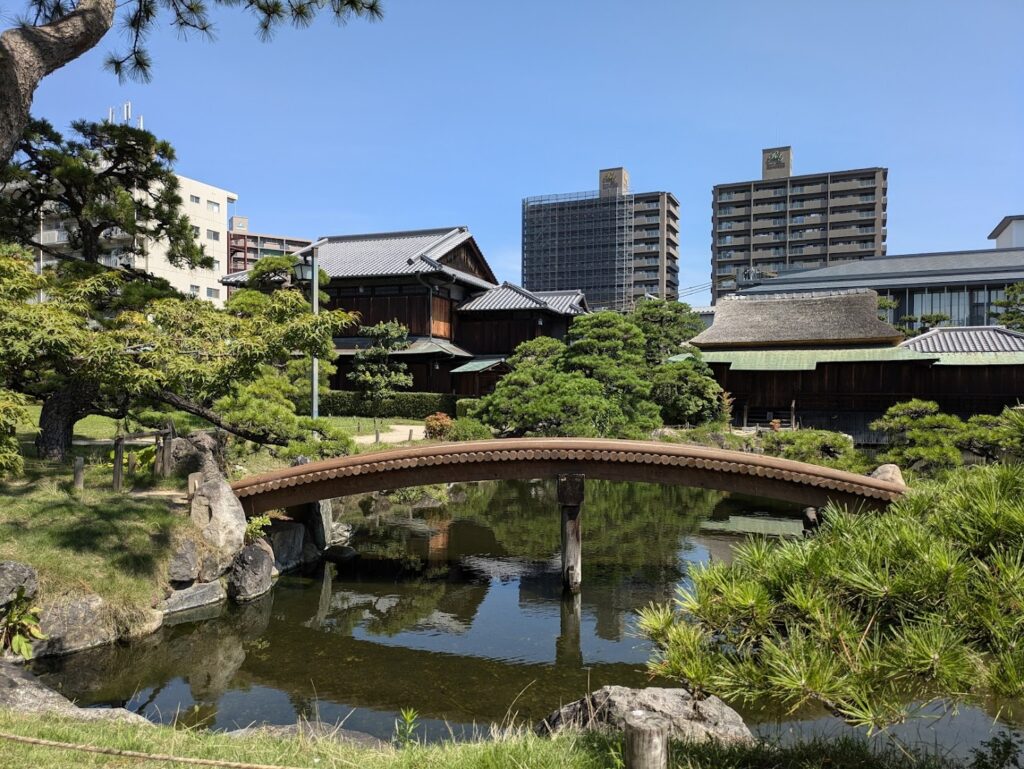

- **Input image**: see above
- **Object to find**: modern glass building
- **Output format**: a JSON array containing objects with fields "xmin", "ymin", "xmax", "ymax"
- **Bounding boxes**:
[{"xmin": 736, "ymin": 222, "xmax": 1024, "ymax": 329}]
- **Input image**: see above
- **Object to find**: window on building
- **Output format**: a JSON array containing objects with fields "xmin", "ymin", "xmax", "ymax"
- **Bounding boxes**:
[
  {"xmin": 719, "ymin": 191, "xmax": 734, "ymax": 201},
  {"xmin": 207, "ymin": 229, "xmax": 220, "ymax": 241},
  {"xmin": 189, "ymin": 284, "xmax": 200, "ymax": 295},
  {"xmin": 792, "ymin": 215, "xmax": 805, "ymax": 224},
  {"xmin": 772, "ymin": 202, "xmax": 786, "ymax": 211},
  {"xmin": 191, "ymin": 225, "xmax": 200, "ymax": 237},
  {"xmin": 189, "ymin": 195, "xmax": 200, "ymax": 204},
  {"xmin": 718, "ymin": 235, "xmax": 733, "ymax": 245},
  {"xmin": 791, "ymin": 245, "xmax": 804, "ymax": 255},
  {"xmin": 212, "ymin": 259, "xmax": 221, "ymax": 271},
  {"xmin": 206, "ymin": 287, "xmax": 220, "ymax": 299},
  {"xmin": 207, "ymin": 200, "xmax": 221, "ymax": 213},
  {"xmin": 771, "ymin": 231, "xmax": 785, "ymax": 241},
  {"xmin": 791, "ymin": 185, "xmax": 804, "ymax": 193}
]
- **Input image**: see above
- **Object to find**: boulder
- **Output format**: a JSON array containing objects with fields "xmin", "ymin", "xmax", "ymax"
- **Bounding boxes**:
[
  {"xmin": 159, "ymin": 581, "xmax": 227, "ymax": 615},
  {"xmin": 170, "ymin": 432, "xmax": 223, "ymax": 476},
  {"xmin": 870, "ymin": 463, "xmax": 905, "ymax": 486},
  {"xmin": 0, "ymin": 561, "xmax": 38, "ymax": 609},
  {"xmin": 125, "ymin": 609, "xmax": 164, "ymax": 639},
  {"xmin": 323, "ymin": 545, "xmax": 357, "ymax": 565},
  {"xmin": 0, "ymin": 661, "xmax": 151, "ymax": 725},
  {"xmin": 535, "ymin": 685, "xmax": 753, "ymax": 745},
  {"xmin": 331, "ymin": 521, "xmax": 354, "ymax": 547},
  {"xmin": 227, "ymin": 544, "xmax": 273, "ymax": 602},
  {"xmin": 267, "ymin": 521, "xmax": 308, "ymax": 573},
  {"xmin": 167, "ymin": 539, "xmax": 200, "ymax": 584},
  {"xmin": 34, "ymin": 595, "xmax": 119, "ymax": 658},
  {"xmin": 190, "ymin": 476, "xmax": 246, "ymax": 571},
  {"xmin": 306, "ymin": 499, "xmax": 334, "ymax": 550},
  {"xmin": 198, "ymin": 550, "xmax": 222, "ymax": 583}
]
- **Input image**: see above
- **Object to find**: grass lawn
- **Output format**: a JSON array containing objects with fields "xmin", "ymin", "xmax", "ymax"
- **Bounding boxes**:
[
  {"xmin": 320, "ymin": 415, "xmax": 423, "ymax": 436},
  {"xmin": 0, "ymin": 459, "xmax": 186, "ymax": 615},
  {"xmin": 0, "ymin": 712, "xmax": 997, "ymax": 769}
]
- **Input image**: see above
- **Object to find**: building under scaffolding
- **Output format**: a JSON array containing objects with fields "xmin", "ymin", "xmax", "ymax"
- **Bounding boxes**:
[{"xmin": 521, "ymin": 167, "xmax": 679, "ymax": 311}]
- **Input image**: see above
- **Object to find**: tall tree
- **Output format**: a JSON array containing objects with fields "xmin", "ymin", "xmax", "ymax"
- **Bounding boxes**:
[
  {"xmin": 629, "ymin": 299, "xmax": 705, "ymax": 366},
  {"xmin": 347, "ymin": 321, "xmax": 413, "ymax": 434},
  {"xmin": 0, "ymin": 118, "xmax": 204, "ymax": 268},
  {"xmin": 0, "ymin": 1, "xmax": 382, "ymax": 165},
  {"xmin": 0, "ymin": 244, "xmax": 355, "ymax": 460},
  {"xmin": 992, "ymin": 282, "xmax": 1024, "ymax": 331}
]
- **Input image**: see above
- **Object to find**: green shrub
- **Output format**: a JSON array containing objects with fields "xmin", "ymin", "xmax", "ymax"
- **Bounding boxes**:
[
  {"xmin": 455, "ymin": 398, "xmax": 481, "ymax": 419},
  {"xmin": 319, "ymin": 390, "xmax": 457, "ymax": 419},
  {"xmin": 447, "ymin": 418, "xmax": 492, "ymax": 441},
  {"xmin": 762, "ymin": 429, "xmax": 868, "ymax": 472}
]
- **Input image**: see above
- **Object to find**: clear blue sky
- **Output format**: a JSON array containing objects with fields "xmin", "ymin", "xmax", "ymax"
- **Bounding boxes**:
[{"xmin": 31, "ymin": 0, "xmax": 1024, "ymax": 306}]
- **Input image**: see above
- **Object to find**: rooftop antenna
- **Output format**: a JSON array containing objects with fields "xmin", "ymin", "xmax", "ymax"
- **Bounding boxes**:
[
  {"xmin": 137, "ymin": 114, "xmax": 144, "ymax": 130},
  {"xmin": 107, "ymin": 106, "xmax": 114, "ymax": 123},
  {"xmin": 123, "ymin": 101, "xmax": 132, "ymax": 124}
]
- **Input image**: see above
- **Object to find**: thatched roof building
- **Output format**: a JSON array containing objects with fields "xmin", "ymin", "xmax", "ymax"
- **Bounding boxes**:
[{"xmin": 691, "ymin": 289, "xmax": 903, "ymax": 350}]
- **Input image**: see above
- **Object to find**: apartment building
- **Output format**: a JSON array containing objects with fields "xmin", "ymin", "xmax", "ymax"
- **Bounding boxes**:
[
  {"xmin": 522, "ymin": 167, "xmax": 680, "ymax": 310},
  {"xmin": 227, "ymin": 216, "xmax": 312, "ymax": 274},
  {"xmin": 37, "ymin": 173, "xmax": 236, "ymax": 307},
  {"xmin": 711, "ymin": 147, "xmax": 888, "ymax": 302}
]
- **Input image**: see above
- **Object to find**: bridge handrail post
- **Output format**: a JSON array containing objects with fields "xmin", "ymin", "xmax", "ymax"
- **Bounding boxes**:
[{"xmin": 558, "ymin": 473, "xmax": 585, "ymax": 594}]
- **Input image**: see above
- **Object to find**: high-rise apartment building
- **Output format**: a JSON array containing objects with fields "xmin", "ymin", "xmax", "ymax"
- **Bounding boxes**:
[
  {"xmin": 37, "ymin": 173, "xmax": 235, "ymax": 307},
  {"xmin": 522, "ymin": 167, "xmax": 679, "ymax": 310},
  {"xmin": 227, "ymin": 216, "xmax": 312, "ymax": 274},
  {"xmin": 711, "ymin": 147, "xmax": 887, "ymax": 303}
]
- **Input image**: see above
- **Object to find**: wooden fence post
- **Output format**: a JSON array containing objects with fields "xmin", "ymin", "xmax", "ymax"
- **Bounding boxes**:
[
  {"xmin": 557, "ymin": 473, "xmax": 584, "ymax": 593},
  {"xmin": 160, "ymin": 421, "xmax": 175, "ymax": 477},
  {"xmin": 112, "ymin": 436, "xmax": 125, "ymax": 492},
  {"xmin": 126, "ymin": 452, "xmax": 137, "ymax": 477},
  {"xmin": 624, "ymin": 710, "xmax": 670, "ymax": 769},
  {"xmin": 73, "ymin": 456, "xmax": 84, "ymax": 491}
]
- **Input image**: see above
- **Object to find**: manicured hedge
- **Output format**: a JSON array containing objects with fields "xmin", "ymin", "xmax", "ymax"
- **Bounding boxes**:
[
  {"xmin": 456, "ymin": 398, "xmax": 481, "ymax": 419},
  {"xmin": 319, "ymin": 390, "xmax": 457, "ymax": 419}
]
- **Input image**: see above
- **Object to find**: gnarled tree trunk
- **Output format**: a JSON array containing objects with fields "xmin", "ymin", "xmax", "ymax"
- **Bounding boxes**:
[
  {"xmin": 36, "ymin": 383, "xmax": 94, "ymax": 462},
  {"xmin": 0, "ymin": 0, "xmax": 115, "ymax": 165}
]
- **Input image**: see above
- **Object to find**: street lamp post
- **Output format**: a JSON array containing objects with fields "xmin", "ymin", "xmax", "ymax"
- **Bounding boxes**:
[{"xmin": 295, "ymin": 248, "xmax": 320, "ymax": 420}]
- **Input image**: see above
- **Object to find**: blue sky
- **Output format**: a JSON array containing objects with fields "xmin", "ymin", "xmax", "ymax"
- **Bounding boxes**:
[{"xmin": 30, "ymin": 0, "xmax": 1024, "ymax": 306}]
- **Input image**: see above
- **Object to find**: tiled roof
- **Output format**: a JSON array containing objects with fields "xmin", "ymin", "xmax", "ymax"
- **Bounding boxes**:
[
  {"xmin": 458, "ymin": 282, "xmax": 587, "ymax": 315},
  {"xmin": 333, "ymin": 336, "xmax": 472, "ymax": 358},
  {"xmin": 738, "ymin": 248, "xmax": 1024, "ymax": 295},
  {"xmin": 900, "ymin": 326, "xmax": 1024, "ymax": 354},
  {"xmin": 671, "ymin": 348, "xmax": 937, "ymax": 371},
  {"xmin": 221, "ymin": 227, "xmax": 497, "ymax": 290},
  {"xmin": 691, "ymin": 289, "xmax": 904, "ymax": 349}
]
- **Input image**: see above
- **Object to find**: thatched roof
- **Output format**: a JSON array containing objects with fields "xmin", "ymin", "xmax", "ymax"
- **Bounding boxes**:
[{"xmin": 691, "ymin": 289, "xmax": 903, "ymax": 349}]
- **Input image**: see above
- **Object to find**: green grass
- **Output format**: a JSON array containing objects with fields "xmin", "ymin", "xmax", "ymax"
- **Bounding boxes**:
[
  {"xmin": 0, "ymin": 712, "xmax": 1009, "ymax": 769},
  {"xmin": 320, "ymin": 416, "xmax": 423, "ymax": 436},
  {"xmin": 16, "ymin": 404, "xmax": 216, "ymax": 445},
  {"xmin": 0, "ymin": 460, "xmax": 186, "ymax": 616}
]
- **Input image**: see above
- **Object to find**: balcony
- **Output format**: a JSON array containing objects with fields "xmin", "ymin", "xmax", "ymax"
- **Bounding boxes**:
[
  {"xmin": 752, "ymin": 202, "xmax": 787, "ymax": 215},
  {"xmin": 39, "ymin": 230, "xmax": 69, "ymax": 245},
  {"xmin": 788, "ymin": 183, "xmax": 824, "ymax": 196},
  {"xmin": 830, "ymin": 178, "xmax": 877, "ymax": 192},
  {"xmin": 752, "ymin": 232, "xmax": 785, "ymax": 244},
  {"xmin": 716, "ymin": 190, "xmax": 750, "ymax": 203},
  {"xmin": 829, "ymin": 210, "xmax": 873, "ymax": 223},
  {"xmin": 717, "ymin": 206, "xmax": 750, "ymax": 218},
  {"xmin": 716, "ymin": 236, "xmax": 749, "ymax": 247},
  {"xmin": 752, "ymin": 187, "xmax": 786, "ymax": 200},
  {"xmin": 752, "ymin": 218, "xmax": 782, "ymax": 230},
  {"xmin": 829, "ymin": 241, "xmax": 876, "ymax": 254}
]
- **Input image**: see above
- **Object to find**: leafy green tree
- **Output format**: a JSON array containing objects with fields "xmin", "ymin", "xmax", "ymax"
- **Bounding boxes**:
[
  {"xmin": 870, "ymin": 399, "xmax": 964, "ymax": 475},
  {"xmin": 347, "ymin": 321, "xmax": 414, "ymax": 433},
  {"xmin": 639, "ymin": 463, "xmax": 1024, "ymax": 729},
  {"xmin": 629, "ymin": 299, "xmax": 705, "ymax": 366},
  {"xmin": 0, "ymin": 119, "xmax": 205, "ymax": 268},
  {"xmin": 992, "ymin": 282, "xmax": 1024, "ymax": 331},
  {"xmin": 562, "ymin": 311, "xmax": 661, "ymax": 436},
  {"xmin": 649, "ymin": 358, "xmax": 724, "ymax": 427},
  {"xmin": 0, "ymin": 1, "xmax": 383, "ymax": 165},
  {"xmin": 0, "ymin": 244, "xmax": 355, "ymax": 461}
]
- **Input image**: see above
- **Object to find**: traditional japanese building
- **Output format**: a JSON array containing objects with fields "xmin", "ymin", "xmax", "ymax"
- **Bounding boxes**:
[
  {"xmin": 222, "ymin": 226, "xmax": 587, "ymax": 395},
  {"xmin": 684, "ymin": 289, "xmax": 1024, "ymax": 442}
]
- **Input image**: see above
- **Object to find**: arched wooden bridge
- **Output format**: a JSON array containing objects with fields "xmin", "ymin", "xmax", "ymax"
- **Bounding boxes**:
[{"xmin": 232, "ymin": 438, "xmax": 905, "ymax": 515}]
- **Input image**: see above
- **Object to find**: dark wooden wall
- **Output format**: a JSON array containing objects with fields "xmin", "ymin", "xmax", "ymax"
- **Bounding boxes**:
[{"xmin": 455, "ymin": 312, "xmax": 569, "ymax": 355}]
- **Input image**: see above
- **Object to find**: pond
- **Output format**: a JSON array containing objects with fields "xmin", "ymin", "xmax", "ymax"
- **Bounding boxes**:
[{"xmin": 33, "ymin": 479, "xmax": 1023, "ymax": 756}]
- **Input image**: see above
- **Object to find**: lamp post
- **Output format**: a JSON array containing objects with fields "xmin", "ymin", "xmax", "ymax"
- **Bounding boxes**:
[{"xmin": 294, "ymin": 249, "xmax": 320, "ymax": 419}]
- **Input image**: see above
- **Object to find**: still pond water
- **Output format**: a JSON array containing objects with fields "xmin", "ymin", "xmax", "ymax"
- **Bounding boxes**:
[{"xmin": 34, "ymin": 480, "xmax": 1023, "ymax": 755}]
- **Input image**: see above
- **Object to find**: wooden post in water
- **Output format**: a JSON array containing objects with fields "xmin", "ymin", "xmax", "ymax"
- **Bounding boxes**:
[
  {"xmin": 73, "ymin": 456, "xmax": 84, "ymax": 491},
  {"xmin": 557, "ymin": 473, "xmax": 584, "ymax": 593},
  {"xmin": 555, "ymin": 591, "xmax": 583, "ymax": 668},
  {"xmin": 112, "ymin": 436, "xmax": 125, "ymax": 492},
  {"xmin": 624, "ymin": 710, "xmax": 670, "ymax": 769}
]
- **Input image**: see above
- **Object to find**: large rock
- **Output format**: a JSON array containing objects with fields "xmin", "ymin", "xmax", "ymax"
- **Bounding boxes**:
[
  {"xmin": 870, "ymin": 463, "xmax": 905, "ymax": 486},
  {"xmin": 198, "ymin": 550, "xmax": 222, "ymax": 583},
  {"xmin": 190, "ymin": 476, "xmax": 246, "ymax": 571},
  {"xmin": 0, "ymin": 661, "xmax": 150, "ymax": 724},
  {"xmin": 267, "ymin": 521, "xmax": 307, "ymax": 573},
  {"xmin": 536, "ymin": 686, "xmax": 753, "ymax": 745},
  {"xmin": 159, "ymin": 581, "xmax": 227, "ymax": 615},
  {"xmin": 0, "ymin": 561, "xmax": 38, "ymax": 609},
  {"xmin": 34, "ymin": 595, "xmax": 119, "ymax": 658},
  {"xmin": 171, "ymin": 432, "xmax": 222, "ymax": 476},
  {"xmin": 306, "ymin": 499, "xmax": 334, "ymax": 550},
  {"xmin": 227, "ymin": 544, "xmax": 273, "ymax": 602},
  {"xmin": 167, "ymin": 539, "xmax": 200, "ymax": 584}
]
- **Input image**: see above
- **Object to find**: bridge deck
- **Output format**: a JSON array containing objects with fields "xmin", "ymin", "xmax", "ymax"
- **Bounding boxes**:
[{"xmin": 231, "ymin": 438, "xmax": 905, "ymax": 515}]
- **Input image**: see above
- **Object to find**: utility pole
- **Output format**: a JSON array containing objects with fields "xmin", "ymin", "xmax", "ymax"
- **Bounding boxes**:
[{"xmin": 311, "ymin": 247, "xmax": 320, "ymax": 419}]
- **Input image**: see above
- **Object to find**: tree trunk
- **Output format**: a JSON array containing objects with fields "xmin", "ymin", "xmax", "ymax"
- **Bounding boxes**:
[
  {"xmin": 0, "ymin": 0, "xmax": 115, "ymax": 165},
  {"xmin": 37, "ymin": 384, "xmax": 89, "ymax": 462}
]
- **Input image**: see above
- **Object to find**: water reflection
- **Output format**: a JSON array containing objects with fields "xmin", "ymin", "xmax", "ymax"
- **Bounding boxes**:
[{"xmin": 31, "ymin": 479, "xmax": 1023, "ymax": 753}]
